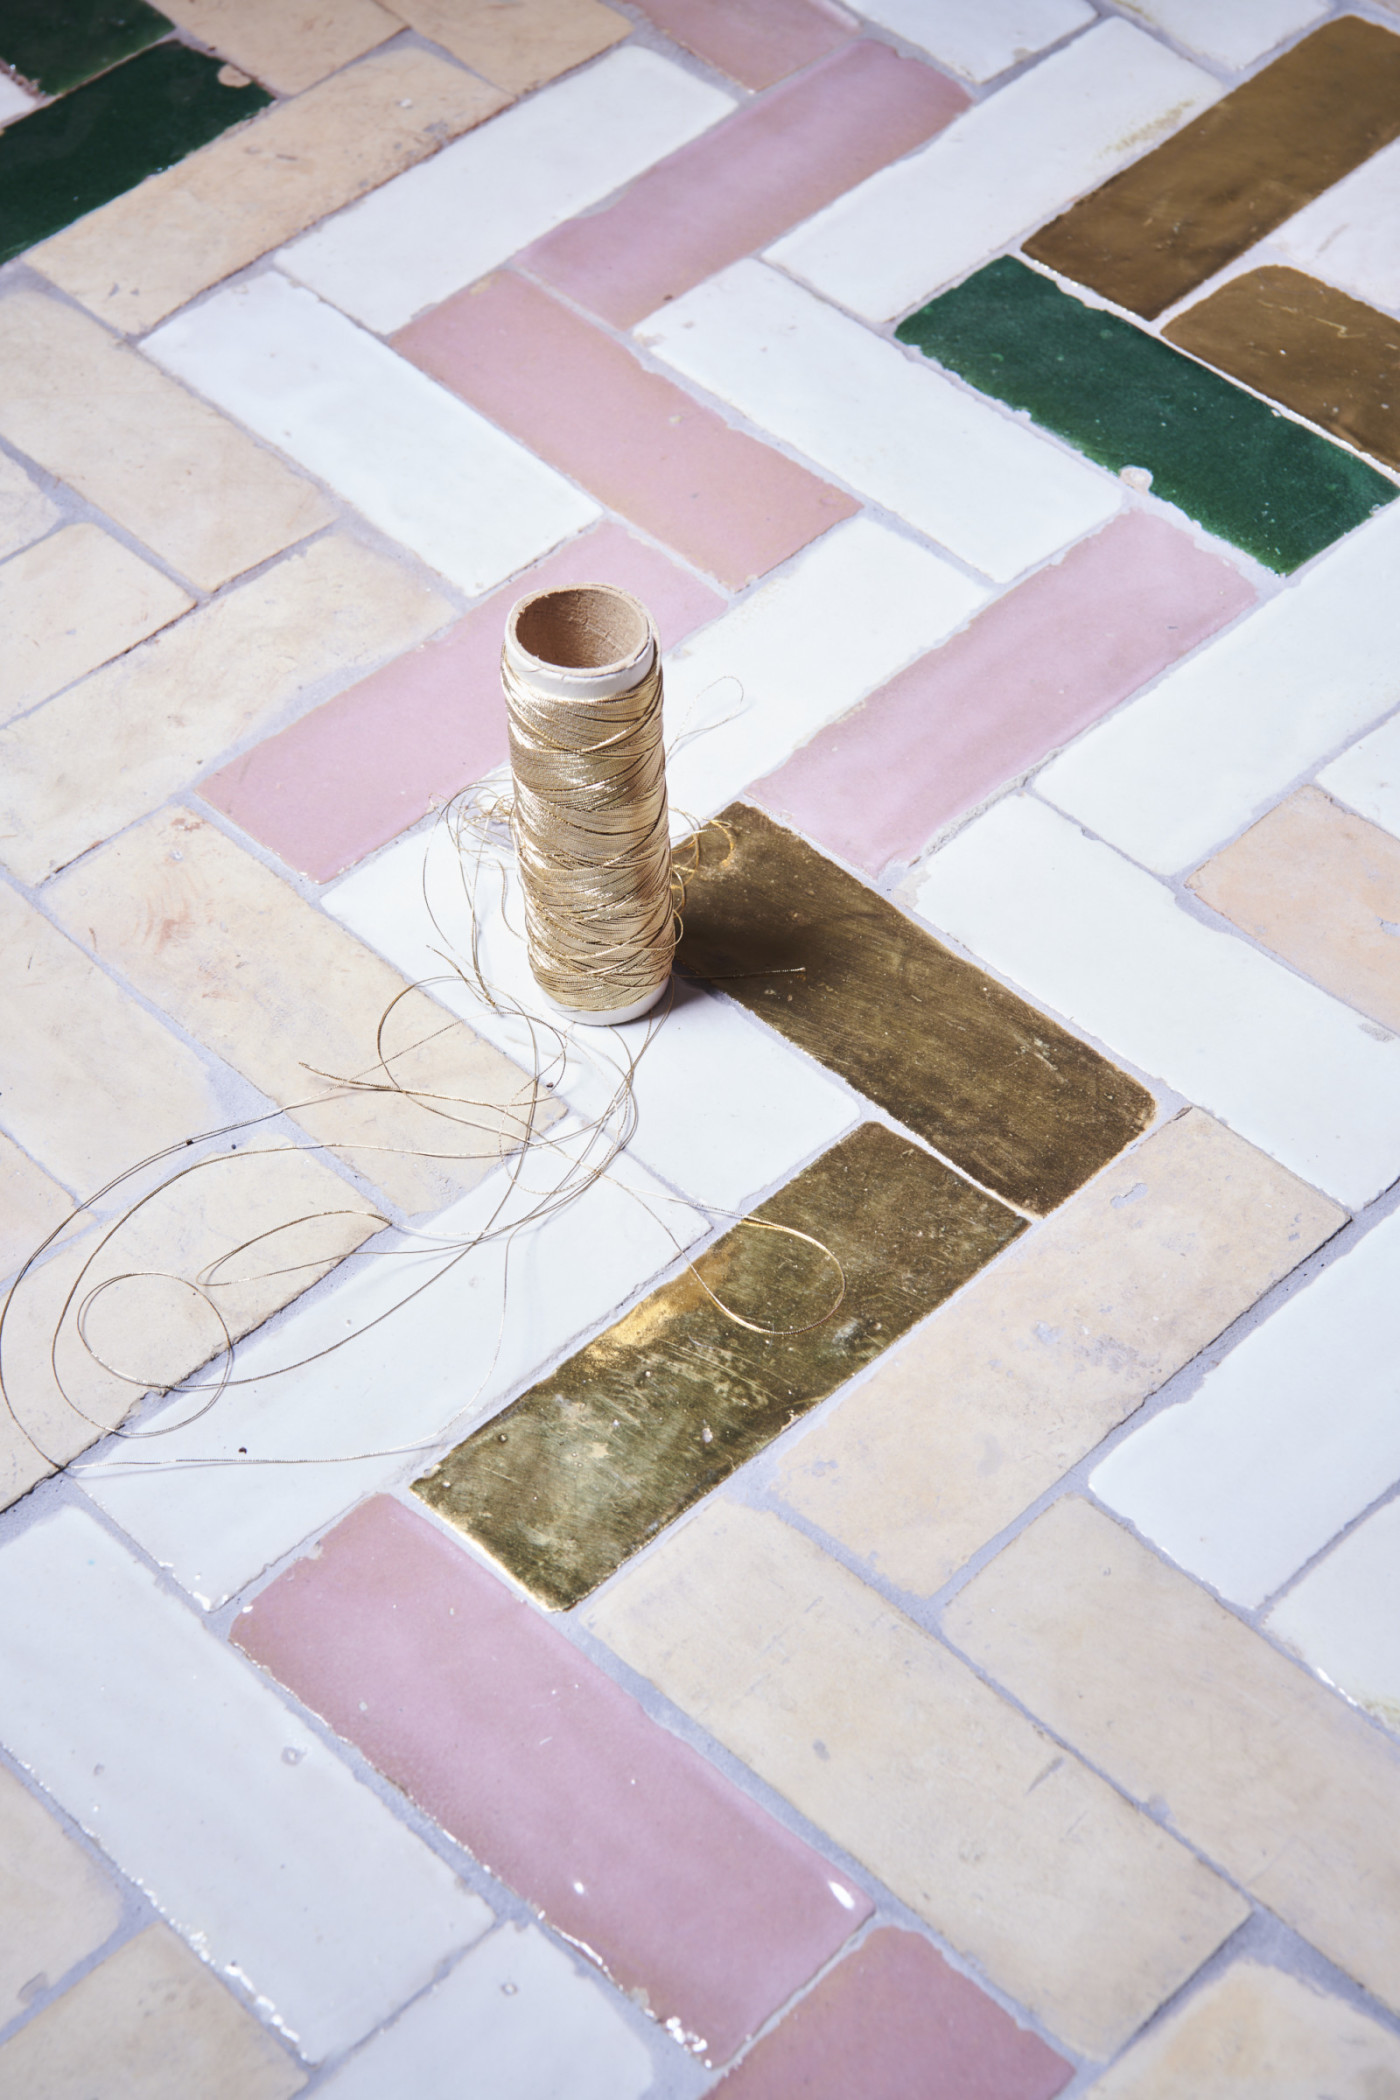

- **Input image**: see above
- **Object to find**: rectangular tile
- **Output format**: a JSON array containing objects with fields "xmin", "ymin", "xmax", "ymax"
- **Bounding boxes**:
[
  {"xmin": 766, "ymin": 20, "xmax": 1219, "ymax": 323},
  {"xmin": 1319, "ymin": 710, "xmax": 1400, "ymax": 844},
  {"xmin": 0, "ymin": 1763, "xmax": 122, "ymax": 2023},
  {"xmin": 1114, "ymin": 0, "xmax": 1325, "ymax": 69},
  {"xmin": 910, "ymin": 795, "xmax": 1400, "ymax": 1210},
  {"xmin": 1274, "ymin": 137, "xmax": 1400, "ymax": 316},
  {"xmin": 236, "ymin": 1494, "xmax": 869, "ymax": 2065},
  {"xmin": 897, "ymin": 258, "xmax": 1395, "ymax": 573},
  {"xmin": 279, "ymin": 47, "xmax": 734, "ymax": 333},
  {"xmin": 584, "ymin": 1500, "xmax": 1248, "ymax": 2060},
  {"xmin": 387, "ymin": 0, "xmax": 628, "ymax": 94},
  {"xmin": 1266, "ymin": 1496, "xmax": 1400, "ymax": 1740},
  {"xmin": 640, "ymin": 261, "xmax": 1119, "ymax": 584},
  {"xmin": 1025, "ymin": 16, "xmax": 1400, "ymax": 319},
  {"xmin": 0, "ymin": 0, "xmax": 170, "ymax": 94},
  {"xmin": 158, "ymin": 0, "xmax": 398, "ymax": 93},
  {"xmin": 779, "ymin": 1109, "xmax": 1342, "ymax": 1597},
  {"xmin": 631, "ymin": 0, "xmax": 852, "ymax": 88},
  {"xmin": 945, "ymin": 1496, "xmax": 1400, "ymax": 2019},
  {"xmin": 0, "ymin": 1130, "xmax": 74, "ymax": 1285},
  {"xmin": 0, "ymin": 449, "xmax": 59, "ymax": 560},
  {"xmin": 0, "ymin": 523, "xmax": 192, "ymax": 722},
  {"xmin": 851, "ymin": 0, "xmax": 1092, "ymax": 83}
]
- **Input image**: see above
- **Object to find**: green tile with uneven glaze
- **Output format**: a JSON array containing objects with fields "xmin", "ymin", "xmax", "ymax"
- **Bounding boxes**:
[
  {"xmin": 897, "ymin": 259, "xmax": 1395, "ymax": 573},
  {"xmin": 0, "ymin": 0, "xmax": 172, "ymax": 95}
]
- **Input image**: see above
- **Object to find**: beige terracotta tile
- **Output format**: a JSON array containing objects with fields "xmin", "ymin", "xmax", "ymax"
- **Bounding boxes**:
[
  {"xmin": 945, "ymin": 1497, "xmax": 1400, "ymax": 2019},
  {"xmin": 49, "ymin": 811, "xmax": 555, "ymax": 1217},
  {"xmin": 584, "ymin": 1500, "xmax": 1247, "ymax": 2059},
  {"xmin": 386, "ymin": 0, "xmax": 629, "ymax": 93},
  {"xmin": 0, "ymin": 289, "xmax": 332, "ymax": 591},
  {"xmin": 1190, "ymin": 785, "xmax": 1400, "ymax": 1035},
  {"xmin": 32, "ymin": 50, "xmax": 510, "ymax": 335},
  {"xmin": 0, "ymin": 1764, "xmax": 122, "ymax": 2022},
  {"xmin": 0, "ymin": 1133, "xmax": 76, "ymax": 1286},
  {"xmin": 0, "ymin": 452, "xmax": 60, "ymax": 561},
  {"xmin": 778, "ymin": 1110, "xmax": 1343, "ymax": 1597},
  {"xmin": 158, "ymin": 0, "xmax": 399, "ymax": 93},
  {"xmin": 0, "ymin": 1925, "xmax": 305, "ymax": 2100},
  {"xmin": 0, "ymin": 534, "xmax": 451, "ymax": 886},
  {"xmin": 0, "ymin": 524, "xmax": 192, "ymax": 725}
]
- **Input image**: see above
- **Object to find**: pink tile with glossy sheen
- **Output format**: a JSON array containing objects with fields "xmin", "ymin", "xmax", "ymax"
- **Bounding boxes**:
[
  {"xmin": 751, "ymin": 511, "xmax": 1256, "ymax": 876},
  {"xmin": 233, "ymin": 1495, "xmax": 871, "ymax": 2065},
  {"xmin": 392, "ymin": 270, "xmax": 857, "ymax": 589},
  {"xmin": 199, "ymin": 522, "xmax": 722, "ymax": 882},
  {"xmin": 521, "ymin": 42, "xmax": 969, "ymax": 328},
  {"xmin": 632, "ymin": 0, "xmax": 855, "ymax": 88},
  {"xmin": 714, "ymin": 1930, "xmax": 1073, "ymax": 2100}
]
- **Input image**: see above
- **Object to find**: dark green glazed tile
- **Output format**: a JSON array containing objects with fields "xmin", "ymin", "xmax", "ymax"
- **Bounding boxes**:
[
  {"xmin": 0, "ymin": 0, "xmax": 172, "ymax": 96},
  {"xmin": 897, "ymin": 258, "xmax": 1396, "ymax": 574},
  {"xmin": 0, "ymin": 42, "xmax": 269, "ymax": 268},
  {"xmin": 415, "ymin": 1122, "xmax": 1025, "ymax": 1610}
]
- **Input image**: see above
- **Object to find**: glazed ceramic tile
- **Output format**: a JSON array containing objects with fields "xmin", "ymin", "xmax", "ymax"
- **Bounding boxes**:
[
  {"xmin": 898, "ymin": 259, "xmax": 1395, "ymax": 573},
  {"xmin": 0, "ymin": 1131, "xmax": 74, "ymax": 1284},
  {"xmin": 852, "ymin": 0, "xmax": 1091, "ymax": 82},
  {"xmin": 1090, "ymin": 1202, "xmax": 1400, "ymax": 1607},
  {"xmin": 0, "ymin": 524, "xmax": 192, "ymax": 723},
  {"xmin": 1267, "ymin": 1497, "xmax": 1400, "ymax": 1737},
  {"xmin": 0, "ymin": 1506, "xmax": 493, "ymax": 2061},
  {"xmin": 280, "ymin": 48, "xmax": 734, "ymax": 333},
  {"xmin": 0, "ymin": 450, "xmax": 58, "ymax": 559},
  {"xmin": 1038, "ymin": 503, "xmax": 1400, "ymax": 873},
  {"xmin": 147, "ymin": 276, "xmax": 597, "ymax": 598},
  {"xmin": 386, "ymin": 0, "xmax": 628, "ymax": 94},
  {"xmin": 0, "ymin": 1763, "xmax": 121, "ymax": 2021},
  {"xmin": 1274, "ymin": 139, "xmax": 1400, "ymax": 315},
  {"xmin": 1320, "ymin": 710, "xmax": 1400, "ymax": 843},
  {"xmin": 158, "ymin": 0, "xmax": 398, "ymax": 93},
  {"xmin": 417, "ymin": 1123, "xmax": 1024, "ymax": 1608},
  {"xmin": 911, "ymin": 795, "xmax": 1400, "ymax": 1209},
  {"xmin": 1116, "ymin": 0, "xmax": 1325, "ymax": 69},
  {"xmin": 0, "ymin": 72, "xmax": 38, "ymax": 123},
  {"xmin": 0, "ymin": 288, "xmax": 332, "ymax": 592},
  {"xmin": 630, "ymin": 0, "xmax": 852, "ymax": 88},
  {"xmin": 639, "ymin": 262, "xmax": 1120, "ymax": 584},
  {"xmin": 396, "ymin": 270, "xmax": 856, "ymax": 589},
  {"xmin": 779, "ymin": 1110, "xmax": 1342, "ymax": 1597},
  {"xmin": 522, "ymin": 41, "xmax": 967, "ymax": 329},
  {"xmin": 0, "ymin": 534, "xmax": 450, "ymax": 886},
  {"xmin": 32, "ymin": 49, "xmax": 509, "ymax": 335},
  {"xmin": 679, "ymin": 803, "xmax": 1153, "ymax": 1215},
  {"xmin": 0, "ymin": 0, "xmax": 169, "ymax": 95},
  {"xmin": 1026, "ymin": 17, "xmax": 1400, "ymax": 319},
  {"xmin": 585, "ymin": 1501, "xmax": 1247, "ymax": 2059},
  {"xmin": 237, "ymin": 1496, "xmax": 869, "ymax": 2064},
  {"xmin": 317, "ymin": 1926, "xmax": 650, "ymax": 2100},
  {"xmin": 753, "ymin": 512, "xmax": 1255, "ymax": 876},
  {"xmin": 946, "ymin": 1497, "xmax": 1400, "ymax": 2018},
  {"xmin": 766, "ymin": 21, "xmax": 1219, "ymax": 323}
]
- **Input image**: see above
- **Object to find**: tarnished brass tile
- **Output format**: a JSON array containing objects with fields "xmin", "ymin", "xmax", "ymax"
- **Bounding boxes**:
[
  {"xmin": 415, "ymin": 1122, "xmax": 1024, "ymax": 1610},
  {"xmin": 1026, "ymin": 18, "xmax": 1400, "ymax": 319},
  {"xmin": 1165, "ymin": 267, "xmax": 1400, "ymax": 473},
  {"xmin": 676, "ymin": 803, "xmax": 1154, "ymax": 1215}
]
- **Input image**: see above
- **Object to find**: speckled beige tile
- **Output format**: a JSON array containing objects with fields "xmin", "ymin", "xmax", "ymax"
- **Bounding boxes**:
[
  {"xmin": 946, "ymin": 1498, "xmax": 1400, "ymax": 2019},
  {"xmin": 0, "ymin": 451, "xmax": 60, "ymax": 561},
  {"xmin": 585, "ymin": 1501, "xmax": 1247, "ymax": 2059},
  {"xmin": 0, "ymin": 524, "xmax": 192, "ymax": 724},
  {"xmin": 32, "ymin": 50, "xmax": 509, "ymax": 335},
  {"xmin": 0, "ymin": 534, "xmax": 451, "ymax": 885},
  {"xmin": 0, "ymin": 289, "xmax": 332, "ymax": 591},
  {"xmin": 387, "ymin": 0, "xmax": 629, "ymax": 92},
  {"xmin": 0, "ymin": 1132, "xmax": 75, "ymax": 1285},
  {"xmin": 778, "ymin": 1110, "xmax": 1342, "ymax": 1597},
  {"xmin": 159, "ymin": 0, "xmax": 399, "ymax": 92},
  {"xmin": 0, "ymin": 1765, "xmax": 121, "ymax": 2022}
]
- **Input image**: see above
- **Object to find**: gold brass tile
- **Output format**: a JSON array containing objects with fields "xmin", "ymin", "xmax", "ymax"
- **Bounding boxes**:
[
  {"xmin": 1026, "ymin": 18, "xmax": 1400, "ymax": 319},
  {"xmin": 675, "ymin": 803, "xmax": 1153, "ymax": 1216},
  {"xmin": 415, "ymin": 1122, "xmax": 1024, "ymax": 1610},
  {"xmin": 1165, "ymin": 267, "xmax": 1400, "ymax": 473}
]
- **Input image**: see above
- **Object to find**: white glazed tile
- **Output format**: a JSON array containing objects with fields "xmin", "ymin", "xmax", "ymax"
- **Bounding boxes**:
[
  {"xmin": 1091, "ymin": 1206, "xmax": 1400, "ymax": 1608},
  {"xmin": 0, "ymin": 74, "xmax": 38, "ymax": 126},
  {"xmin": 1319, "ymin": 711, "xmax": 1400, "ymax": 842},
  {"xmin": 909, "ymin": 794, "xmax": 1400, "ymax": 1210},
  {"xmin": 1037, "ymin": 504, "xmax": 1400, "ymax": 874},
  {"xmin": 766, "ymin": 21, "xmax": 1220, "ymax": 323},
  {"xmin": 1267, "ymin": 1497, "xmax": 1400, "ymax": 1733},
  {"xmin": 144, "ymin": 275, "xmax": 596, "ymax": 597},
  {"xmin": 1116, "ymin": 0, "xmax": 1325, "ymax": 68},
  {"xmin": 851, "ymin": 0, "xmax": 1093, "ymax": 83},
  {"xmin": 0, "ymin": 1505, "xmax": 492, "ymax": 2060},
  {"xmin": 279, "ymin": 47, "xmax": 735, "ymax": 333},
  {"xmin": 1273, "ymin": 139, "xmax": 1400, "ymax": 314}
]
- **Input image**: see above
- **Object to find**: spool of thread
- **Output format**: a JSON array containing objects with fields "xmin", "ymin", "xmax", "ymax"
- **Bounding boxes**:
[{"xmin": 501, "ymin": 583, "xmax": 674, "ymax": 1027}]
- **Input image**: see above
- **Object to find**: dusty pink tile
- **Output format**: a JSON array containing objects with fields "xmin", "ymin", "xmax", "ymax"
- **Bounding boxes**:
[
  {"xmin": 521, "ymin": 42, "xmax": 968, "ymax": 329},
  {"xmin": 199, "ymin": 523, "xmax": 722, "ymax": 882},
  {"xmin": 633, "ymin": 0, "xmax": 855, "ymax": 88},
  {"xmin": 234, "ymin": 1495, "xmax": 871, "ymax": 2065},
  {"xmin": 392, "ymin": 270, "xmax": 857, "ymax": 589},
  {"xmin": 714, "ymin": 1930, "xmax": 1073, "ymax": 2100},
  {"xmin": 752, "ymin": 511, "xmax": 1256, "ymax": 876}
]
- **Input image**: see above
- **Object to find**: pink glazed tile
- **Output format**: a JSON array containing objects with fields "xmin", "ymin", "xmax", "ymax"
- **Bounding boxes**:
[
  {"xmin": 199, "ymin": 522, "xmax": 722, "ymax": 882},
  {"xmin": 751, "ymin": 510, "xmax": 1256, "ymax": 876},
  {"xmin": 713, "ymin": 1930, "xmax": 1072, "ymax": 2100},
  {"xmin": 234, "ymin": 1495, "xmax": 871, "ymax": 2065},
  {"xmin": 392, "ymin": 270, "xmax": 857, "ymax": 589},
  {"xmin": 521, "ymin": 42, "xmax": 969, "ymax": 328},
  {"xmin": 632, "ymin": 0, "xmax": 855, "ymax": 88}
]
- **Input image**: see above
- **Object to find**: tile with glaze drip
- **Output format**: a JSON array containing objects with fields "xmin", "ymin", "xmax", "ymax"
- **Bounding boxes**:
[
  {"xmin": 0, "ymin": 0, "xmax": 170, "ymax": 95},
  {"xmin": 631, "ymin": 0, "xmax": 854, "ymax": 89}
]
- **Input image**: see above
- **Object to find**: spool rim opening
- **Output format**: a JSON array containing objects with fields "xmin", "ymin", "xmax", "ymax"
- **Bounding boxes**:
[{"xmin": 509, "ymin": 584, "xmax": 652, "ymax": 679}]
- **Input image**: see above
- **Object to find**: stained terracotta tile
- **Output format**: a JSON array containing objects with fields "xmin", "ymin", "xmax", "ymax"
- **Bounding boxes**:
[
  {"xmin": 0, "ymin": 1763, "xmax": 121, "ymax": 2021},
  {"xmin": 0, "ymin": 0, "xmax": 169, "ymax": 95},
  {"xmin": 158, "ymin": 0, "xmax": 398, "ymax": 93},
  {"xmin": 0, "ymin": 1131, "xmax": 74, "ymax": 1284},
  {"xmin": 386, "ymin": 0, "xmax": 629, "ymax": 93},
  {"xmin": 753, "ymin": 512, "xmax": 1254, "ymax": 876},
  {"xmin": 0, "ymin": 523, "xmax": 192, "ymax": 723},
  {"xmin": 631, "ymin": 0, "xmax": 854, "ymax": 88},
  {"xmin": 201, "ymin": 522, "xmax": 723, "ymax": 883},
  {"xmin": 1026, "ymin": 16, "xmax": 1400, "ymax": 318},
  {"xmin": 393, "ymin": 271, "xmax": 855, "ymax": 588},
  {"xmin": 0, "ymin": 450, "xmax": 59, "ymax": 560},
  {"xmin": 521, "ymin": 40, "xmax": 968, "ymax": 329},
  {"xmin": 234, "ymin": 1493, "xmax": 871, "ymax": 2067}
]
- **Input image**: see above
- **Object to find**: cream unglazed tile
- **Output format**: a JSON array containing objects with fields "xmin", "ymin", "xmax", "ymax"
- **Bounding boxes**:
[
  {"xmin": 778, "ymin": 1110, "xmax": 1342, "ymax": 1597},
  {"xmin": 1116, "ymin": 0, "xmax": 1325, "ymax": 69},
  {"xmin": 1267, "ymin": 1498, "xmax": 1400, "ymax": 1737},
  {"xmin": 0, "ymin": 451, "xmax": 60, "ymax": 561},
  {"xmin": 158, "ymin": 0, "xmax": 399, "ymax": 93},
  {"xmin": 31, "ymin": 50, "xmax": 510, "ymax": 336},
  {"xmin": 0, "ymin": 533, "xmax": 451, "ymax": 886},
  {"xmin": 852, "ymin": 0, "xmax": 1092, "ymax": 83},
  {"xmin": 0, "ymin": 289, "xmax": 332, "ymax": 593},
  {"xmin": 387, "ymin": 0, "xmax": 629, "ymax": 94},
  {"xmin": 585, "ymin": 1502, "xmax": 1247, "ymax": 2060},
  {"xmin": 946, "ymin": 1497, "xmax": 1400, "ymax": 2019},
  {"xmin": 0, "ymin": 524, "xmax": 192, "ymax": 723},
  {"xmin": 0, "ymin": 1764, "xmax": 121, "ymax": 2022},
  {"xmin": 1319, "ymin": 711, "xmax": 1400, "ymax": 844},
  {"xmin": 0, "ymin": 1132, "xmax": 74, "ymax": 1285},
  {"xmin": 1275, "ymin": 139, "xmax": 1400, "ymax": 314}
]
